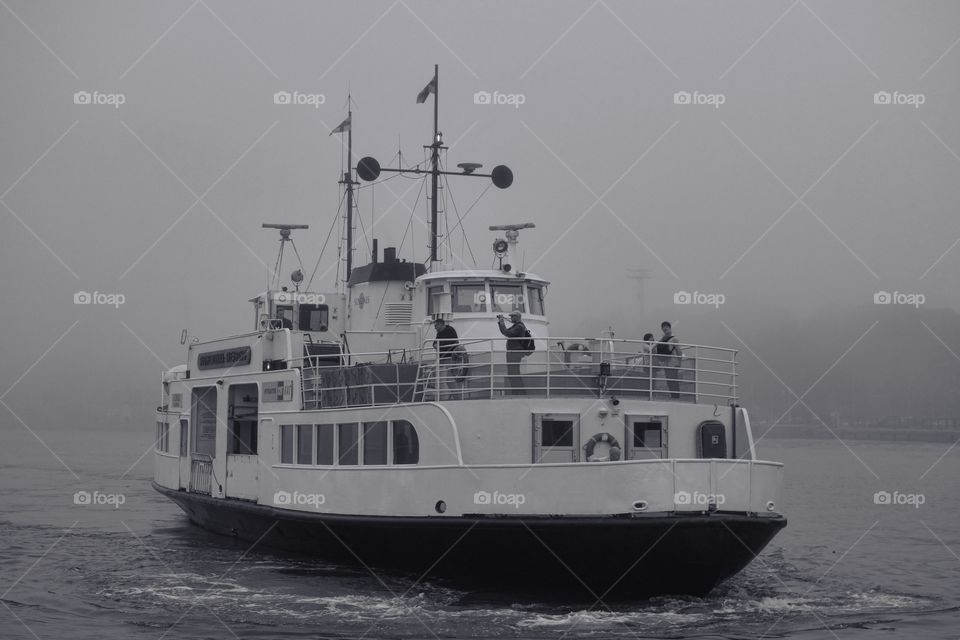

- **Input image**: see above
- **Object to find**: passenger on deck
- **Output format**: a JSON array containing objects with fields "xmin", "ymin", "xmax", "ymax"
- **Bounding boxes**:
[
  {"xmin": 432, "ymin": 318, "xmax": 459, "ymax": 356},
  {"xmin": 655, "ymin": 322, "xmax": 682, "ymax": 399},
  {"xmin": 498, "ymin": 311, "xmax": 528, "ymax": 396},
  {"xmin": 432, "ymin": 318, "xmax": 461, "ymax": 396}
]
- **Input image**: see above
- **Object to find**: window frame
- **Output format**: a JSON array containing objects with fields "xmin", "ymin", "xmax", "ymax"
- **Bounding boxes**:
[
  {"xmin": 489, "ymin": 282, "xmax": 526, "ymax": 314},
  {"xmin": 532, "ymin": 413, "xmax": 580, "ymax": 463},
  {"xmin": 626, "ymin": 415, "xmax": 668, "ymax": 460}
]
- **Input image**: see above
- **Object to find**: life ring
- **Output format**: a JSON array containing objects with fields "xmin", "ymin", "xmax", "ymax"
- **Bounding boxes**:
[{"xmin": 584, "ymin": 432, "xmax": 622, "ymax": 461}]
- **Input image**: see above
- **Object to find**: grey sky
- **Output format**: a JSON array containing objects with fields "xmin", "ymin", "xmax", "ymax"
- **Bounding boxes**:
[{"xmin": 2, "ymin": 1, "xmax": 959, "ymax": 429}]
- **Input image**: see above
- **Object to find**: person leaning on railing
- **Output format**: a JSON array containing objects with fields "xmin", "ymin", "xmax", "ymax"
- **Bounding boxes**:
[
  {"xmin": 655, "ymin": 321, "xmax": 682, "ymax": 399},
  {"xmin": 629, "ymin": 333, "xmax": 655, "ymax": 399},
  {"xmin": 497, "ymin": 311, "xmax": 528, "ymax": 396}
]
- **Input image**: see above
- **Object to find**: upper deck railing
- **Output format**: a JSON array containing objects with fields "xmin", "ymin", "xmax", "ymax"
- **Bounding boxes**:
[{"xmin": 298, "ymin": 337, "xmax": 737, "ymax": 409}]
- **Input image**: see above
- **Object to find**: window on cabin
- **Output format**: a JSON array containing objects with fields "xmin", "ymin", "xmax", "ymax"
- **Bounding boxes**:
[
  {"xmin": 627, "ymin": 417, "xmax": 667, "ymax": 460},
  {"xmin": 528, "ymin": 286, "xmax": 545, "ymax": 316},
  {"xmin": 156, "ymin": 421, "xmax": 170, "ymax": 452},
  {"xmin": 452, "ymin": 284, "xmax": 486, "ymax": 312},
  {"xmin": 533, "ymin": 414, "xmax": 579, "ymax": 463},
  {"xmin": 363, "ymin": 422, "xmax": 388, "ymax": 465},
  {"xmin": 392, "ymin": 420, "xmax": 419, "ymax": 465},
  {"xmin": 297, "ymin": 424, "xmax": 313, "ymax": 464},
  {"xmin": 315, "ymin": 424, "xmax": 334, "ymax": 465},
  {"xmin": 426, "ymin": 286, "xmax": 443, "ymax": 315},
  {"xmin": 276, "ymin": 305, "xmax": 294, "ymax": 329},
  {"xmin": 489, "ymin": 283, "xmax": 525, "ymax": 313},
  {"xmin": 179, "ymin": 419, "xmax": 189, "ymax": 457},
  {"xmin": 299, "ymin": 304, "xmax": 329, "ymax": 332},
  {"xmin": 280, "ymin": 424, "xmax": 294, "ymax": 464},
  {"xmin": 338, "ymin": 423, "xmax": 359, "ymax": 465}
]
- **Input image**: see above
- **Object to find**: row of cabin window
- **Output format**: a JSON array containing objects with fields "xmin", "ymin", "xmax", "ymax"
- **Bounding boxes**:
[
  {"xmin": 427, "ymin": 283, "xmax": 545, "ymax": 315},
  {"xmin": 279, "ymin": 420, "xmax": 419, "ymax": 466},
  {"xmin": 155, "ymin": 421, "xmax": 171, "ymax": 453}
]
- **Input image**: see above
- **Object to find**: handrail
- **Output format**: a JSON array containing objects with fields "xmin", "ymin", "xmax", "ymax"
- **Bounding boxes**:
[{"xmin": 297, "ymin": 336, "xmax": 738, "ymax": 409}]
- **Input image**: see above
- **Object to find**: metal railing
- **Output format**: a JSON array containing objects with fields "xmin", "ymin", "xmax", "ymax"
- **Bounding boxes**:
[
  {"xmin": 297, "ymin": 337, "xmax": 737, "ymax": 409},
  {"xmin": 189, "ymin": 453, "xmax": 213, "ymax": 495}
]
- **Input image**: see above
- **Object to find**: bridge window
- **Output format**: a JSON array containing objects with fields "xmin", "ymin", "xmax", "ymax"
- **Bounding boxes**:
[
  {"xmin": 363, "ymin": 421, "xmax": 389, "ymax": 465},
  {"xmin": 392, "ymin": 420, "xmax": 419, "ymax": 465},
  {"xmin": 426, "ymin": 286, "xmax": 443, "ymax": 315},
  {"xmin": 299, "ymin": 304, "xmax": 329, "ymax": 332},
  {"xmin": 315, "ymin": 424, "xmax": 334, "ymax": 465},
  {"xmin": 276, "ymin": 305, "xmax": 294, "ymax": 329},
  {"xmin": 338, "ymin": 423, "xmax": 359, "ymax": 465},
  {"xmin": 490, "ymin": 284, "xmax": 525, "ymax": 313},
  {"xmin": 527, "ymin": 286, "xmax": 545, "ymax": 316},
  {"xmin": 452, "ymin": 284, "xmax": 486, "ymax": 312}
]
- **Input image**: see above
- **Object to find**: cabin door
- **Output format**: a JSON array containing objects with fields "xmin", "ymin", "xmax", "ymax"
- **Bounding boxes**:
[
  {"xmin": 224, "ymin": 383, "xmax": 259, "ymax": 500},
  {"xmin": 189, "ymin": 387, "xmax": 218, "ymax": 494},
  {"xmin": 178, "ymin": 418, "xmax": 191, "ymax": 490}
]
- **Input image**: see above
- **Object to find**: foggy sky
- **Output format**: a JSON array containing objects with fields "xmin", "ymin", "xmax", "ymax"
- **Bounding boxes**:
[{"xmin": 2, "ymin": 1, "xmax": 959, "ymax": 433}]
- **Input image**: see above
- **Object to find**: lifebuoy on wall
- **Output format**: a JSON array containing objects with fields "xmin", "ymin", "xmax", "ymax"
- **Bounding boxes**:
[{"xmin": 584, "ymin": 432, "xmax": 621, "ymax": 461}]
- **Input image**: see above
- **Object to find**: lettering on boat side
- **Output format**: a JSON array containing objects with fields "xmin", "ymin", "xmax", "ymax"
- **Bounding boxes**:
[{"xmin": 197, "ymin": 347, "xmax": 252, "ymax": 370}]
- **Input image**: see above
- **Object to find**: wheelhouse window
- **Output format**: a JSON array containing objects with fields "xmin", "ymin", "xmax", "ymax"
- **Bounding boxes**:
[
  {"xmin": 392, "ymin": 420, "xmax": 419, "ymax": 465},
  {"xmin": 338, "ymin": 423, "xmax": 359, "ymax": 465},
  {"xmin": 299, "ymin": 304, "xmax": 329, "ymax": 332},
  {"xmin": 426, "ymin": 286, "xmax": 444, "ymax": 315},
  {"xmin": 276, "ymin": 305, "xmax": 294, "ymax": 329},
  {"xmin": 451, "ymin": 284, "xmax": 486, "ymax": 312},
  {"xmin": 489, "ymin": 283, "xmax": 525, "ymax": 313},
  {"xmin": 527, "ymin": 286, "xmax": 545, "ymax": 316},
  {"xmin": 363, "ymin": 422, "xmax": 389, "ymax": 465}
]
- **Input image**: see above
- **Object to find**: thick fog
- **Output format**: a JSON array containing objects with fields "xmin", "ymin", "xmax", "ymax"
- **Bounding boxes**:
[{"xmin": 2, "ymin": 0, "xmax": 959, "ymax": 434}]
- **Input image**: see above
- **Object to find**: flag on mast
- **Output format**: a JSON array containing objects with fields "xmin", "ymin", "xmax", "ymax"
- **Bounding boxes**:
[
  {"xmin": 329, "ymin": 115, "xmax": 351, "ymax": 135},
  {"xmin": 416, "ymin": 73, "xmax": 437, "ymax": 104}
]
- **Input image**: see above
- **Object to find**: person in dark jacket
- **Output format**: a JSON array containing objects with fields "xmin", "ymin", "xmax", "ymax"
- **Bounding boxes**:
[
  {"xmin": 498, "ymin": 311, "xmax": 527, "ymax": 395},
  {"xmin": 655, "ymin": 321, "xmax": 682, "ymax": 399},
  {"xmin": 432, "ymin": 318, "xmax": 460, "ymax": 397},
  {"xmin": 432, "ymin": 318, "xmax": 459, "ymax": 356}
]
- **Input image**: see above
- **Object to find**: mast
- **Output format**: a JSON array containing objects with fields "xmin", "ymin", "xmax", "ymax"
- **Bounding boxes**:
[
  {"xmin": 340, "ymin": 96, "xmax": 355, "ymax": 282},
  {"xmin": 429, "ymin": 64, "xmax": 440, "ymax": 264}
]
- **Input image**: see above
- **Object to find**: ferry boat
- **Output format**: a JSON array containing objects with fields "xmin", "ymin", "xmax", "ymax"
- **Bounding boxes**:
[{"xmin": 152, "ymin": 66, "xmax": 786, "ymax": 598}]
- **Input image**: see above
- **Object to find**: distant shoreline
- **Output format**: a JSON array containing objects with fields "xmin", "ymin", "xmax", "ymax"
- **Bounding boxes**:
[{"xmin": 757, "ymin": 424, "xmax": 960, "ymax": 444}]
